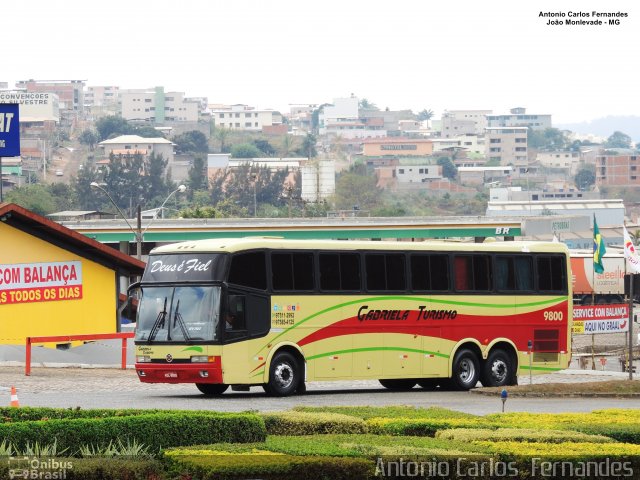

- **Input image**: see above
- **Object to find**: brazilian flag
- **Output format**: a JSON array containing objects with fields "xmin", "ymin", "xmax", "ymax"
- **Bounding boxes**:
[{"xmin": 593, "ymin": 215, "xmax": 606, "ymax": 274}]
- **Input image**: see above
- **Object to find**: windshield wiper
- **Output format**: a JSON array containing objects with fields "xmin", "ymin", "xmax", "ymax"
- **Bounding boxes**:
[
  {"xmin": 171, "ymin": 299, "xmax": 191, "ymax": 342},
  {"xmin": 148, "ymin": 297, "xmax": 168, "ymax": 342}
]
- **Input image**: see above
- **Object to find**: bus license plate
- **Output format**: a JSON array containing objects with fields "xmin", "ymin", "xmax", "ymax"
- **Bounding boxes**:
[{"xmin": 164, "ymin": 372, "xmax": 178, "ymax": 378}]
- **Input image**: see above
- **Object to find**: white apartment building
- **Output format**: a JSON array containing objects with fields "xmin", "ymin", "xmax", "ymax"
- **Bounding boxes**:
[
  {"xmin": 485, "ymin": 127, "xmax": 528, "ymax": 166},
  {"xmin": 318, "ymin": 96, "xmax": 385, "ymax": 139},
  {"xmin": 210, "ymin": 104, "xmax": 281, "ymax": 131},
  {"xmin": 440, "ymin": 110, "xmax": 491, "ymax": 138},
  {"xmin": 120, "ymin": 87, "xmax": 199, "ymax": 123},
  {"xmin": 536, "ymin": 150, "xmax": 581, "ymax": 173},
  {"xmin": 487, "ymin": 107, "xmax": 551, "ymax": 131},
  {"xmin": 395, "ymin": 165, "xmax": 442, "ymax": 183},
  {"xmin": 98, "ymin": 135, "xmax": 175, "ymax": 163},
  {"xmin": 84, "ymin": 86, "xmax": 120, "ymax": 107}
]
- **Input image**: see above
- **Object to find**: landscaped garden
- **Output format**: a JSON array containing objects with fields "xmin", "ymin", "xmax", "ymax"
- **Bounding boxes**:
[{"xmin": 0, "ymin": 406, "xmax": 639, "ymax": 479}]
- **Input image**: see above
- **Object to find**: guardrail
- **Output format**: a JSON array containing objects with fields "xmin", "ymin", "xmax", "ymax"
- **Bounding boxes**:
[{"xmin": 25, "ymin": 332, "xmax": 135, "ymax": 376}]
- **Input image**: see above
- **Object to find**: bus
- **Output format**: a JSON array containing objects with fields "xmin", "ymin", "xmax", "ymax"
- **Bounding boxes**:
[{"xmin": 132, "ymin": 237, "xmax": 572, "ymax": 396}]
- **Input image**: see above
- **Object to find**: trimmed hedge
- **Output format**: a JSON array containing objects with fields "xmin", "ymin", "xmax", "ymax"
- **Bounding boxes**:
[
  {"xmin": 0, "ymin": 412, "xmax": 266, "ymax": 453},
  {"xmin": 261, "ymin": 411, "xmax": 368, "ymax": 435},
  {"xmin": 0, "ymin": 457, "xmax": 164, "ymax": 480},
  {"xmin": 367, "ymin": 417, "xmax": 487, "ymax": 437},
  {"xmin": 478, "ymin": 440, "xmax": 640, "ymax": 457},
  {"xmin": 294, "ymin": 405, "xmax": 477, "ymax": 420},
  {"xmin": 165, "ymin": 453, "xmax": 373, "ymax": 480},
  {"xmin": 435, "ymin": 428, "xmax": 614, "ymax": 444},
  {"xmin": 0, "ymin": 406, "xmax": 236, "ymax": 423}
]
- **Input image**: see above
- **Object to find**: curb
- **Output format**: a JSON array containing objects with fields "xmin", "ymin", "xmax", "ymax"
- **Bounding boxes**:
[{"xmin": 471, "ymin": 390, "xmax": 640, "ymax": 398}]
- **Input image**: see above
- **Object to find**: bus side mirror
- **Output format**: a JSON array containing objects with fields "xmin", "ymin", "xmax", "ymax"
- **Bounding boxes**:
[{"xmin": 127, "ymin": 281, "xmax": 141, "ymax": 294}]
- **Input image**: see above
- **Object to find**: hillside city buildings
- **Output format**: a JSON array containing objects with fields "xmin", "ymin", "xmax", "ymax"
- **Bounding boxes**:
[{"xmin": 1, "ymin": 79, "xmax": 638, "ymax": 225}]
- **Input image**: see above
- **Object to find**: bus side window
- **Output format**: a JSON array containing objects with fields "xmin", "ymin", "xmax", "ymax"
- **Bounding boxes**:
[
  {"xmin": 454, "ymin": 255, "xmax": 491, "ymax": 292},
  {"xmin": 229, "ymin": 252, "xmax": 267, "ymax": 290},
  {"xmin": 271, "ymin": 252, "xmax": 314, "ymax": 291},
  {"xmin": 410, "ymin": 254, "xmax": 449, "ymax": 292},
  {"xmin": 536, "ymin": 256, "xmax": 565, "ymax": 293},
  {"xmin": 227, "ymin": 295, "xmax": 246, "ymax": 330}
]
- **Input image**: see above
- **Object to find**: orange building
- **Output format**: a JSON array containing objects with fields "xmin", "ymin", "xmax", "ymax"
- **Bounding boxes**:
[
  {"xmin": 362, "ymin": 138, "xmax": 433, "ymax": 157},
  {"xmin": 596, "ymin": 154, "xmax": 640, "ymax": 187}
]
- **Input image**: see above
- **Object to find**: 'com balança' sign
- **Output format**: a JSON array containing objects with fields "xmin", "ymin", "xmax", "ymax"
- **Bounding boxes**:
[{"xmin": 0, "ymin": 261, "xmax": 83, "ymax": 305}]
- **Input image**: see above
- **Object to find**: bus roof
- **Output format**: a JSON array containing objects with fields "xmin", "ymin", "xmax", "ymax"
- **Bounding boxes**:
[{"xmin": 150, "ymin": 237, "xmax": 569, "ymax": 255}]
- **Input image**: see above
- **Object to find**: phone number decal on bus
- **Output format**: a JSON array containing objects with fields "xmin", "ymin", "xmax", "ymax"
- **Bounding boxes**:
[{"xmin": 272, "ymin": 312, "xmax": 295, "ymax": 326}]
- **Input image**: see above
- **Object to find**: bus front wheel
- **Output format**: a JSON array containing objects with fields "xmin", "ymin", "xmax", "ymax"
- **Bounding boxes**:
[
  {"xmin": 196, "ymin": 383, "xmax": 229, "ymax": 395},
  {"xmin": 264, "ymin": 352, "xmax": 299, "ymax": 397},
  {"xmin": 480, "ymin": 349, "xmax": 515, "ymax": 387},
  {"xmin": 450, "ymin": 349, "xmax": 480, "ymax": 390}
]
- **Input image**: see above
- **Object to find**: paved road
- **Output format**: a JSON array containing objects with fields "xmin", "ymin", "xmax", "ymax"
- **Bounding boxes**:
[{"xmin": 1, "ymin": 367, "xmax": 638, "ymax": 414}]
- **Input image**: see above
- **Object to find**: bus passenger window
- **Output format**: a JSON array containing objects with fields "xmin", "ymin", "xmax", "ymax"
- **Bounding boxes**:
[
  {"xmin": 319, "ymin": 253, "xmax": 360, "ymax": 291},
  {"xmin": 272, "ymin": 252, "xmax": 314, "ymax": 291},
  {"xmin": 365, "ymin": 254, "xmax": 406, "ymax": 291},
  {"xmin": 229, "ymin": 252, "xmax": 267, "ymax": 290},
  {"xmin": 454, "ymin": 255, "xmax": 491, "ymax": 292},
  {"xmin": 536, "ymin": 256, "xmax": 565, "ymax": 293},
  {"xmin": 411, "ymin": 254, "xmax": 449, "ymax": 292}
]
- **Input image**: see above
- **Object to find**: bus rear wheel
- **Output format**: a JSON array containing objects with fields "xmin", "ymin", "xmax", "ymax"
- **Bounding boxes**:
[
  {"xmin": 196, "ymin": 383, "xmax": 229, "ymax": 395},
  {"xmin": 450, "ymin": 349, "xmax": 480, "ymax": 390},
  {"xmin": 480, "ymin": 349, "xmax": 515, "ymax": 387},
  {"xmin": 379, "ymin": 379, "xmax": 417, "ymax": 390},
  {"xmin": 264, "ymin": 352, "xmax": 299, "ymax": 397}
]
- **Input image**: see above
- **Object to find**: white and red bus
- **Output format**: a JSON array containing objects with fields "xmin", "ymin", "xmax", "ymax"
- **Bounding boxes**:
[{"xmin": 132, "ymin": 238, "xmax": 572, "ymax": 396}]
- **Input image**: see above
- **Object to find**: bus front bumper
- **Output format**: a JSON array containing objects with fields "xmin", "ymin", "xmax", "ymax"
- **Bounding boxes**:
[{"xmin": 135, "ymin": 362, "xmax": 223, "ymax": 384}]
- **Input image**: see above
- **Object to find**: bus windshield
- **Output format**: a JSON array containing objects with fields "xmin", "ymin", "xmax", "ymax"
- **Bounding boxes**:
[{"xmin": 135, "ymin": 286, "xmax": 221, "ymax": 343}]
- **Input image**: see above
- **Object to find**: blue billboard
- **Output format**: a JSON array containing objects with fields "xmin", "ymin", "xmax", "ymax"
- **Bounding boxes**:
[{"xmin": 0, "ymin": 103, "xmax": 20, "ymax": 157}]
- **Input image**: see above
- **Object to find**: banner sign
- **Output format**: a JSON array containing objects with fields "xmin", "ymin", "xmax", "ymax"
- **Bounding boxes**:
[
  {"xmin": 0, "ymin": 261, "xmax": 83, "ymax": 305},
  {"xmin": 0, "ymin": 103, "xmax": 20, "ymax": 157},
  {"xmin": 572, "ymin": 304, "xmax": 629, "ymax": 335},
  {"xmin": 142, "ymin": 254, "xmax": 222, "ymax": 283}
]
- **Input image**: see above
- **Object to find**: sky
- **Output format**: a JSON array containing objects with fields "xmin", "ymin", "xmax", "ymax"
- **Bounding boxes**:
[{"xmin": 4, "ymin": 0, "xmax": 639, "ymax": 124}]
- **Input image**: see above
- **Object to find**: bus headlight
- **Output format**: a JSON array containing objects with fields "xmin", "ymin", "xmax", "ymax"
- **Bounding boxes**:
[
  {"xmin": 136, "ymin": 355, "xmax": 151, "ymax": 363},
  {"xmin": 191, "ymin": 356, "xmax": 209, "ymax": 363}
]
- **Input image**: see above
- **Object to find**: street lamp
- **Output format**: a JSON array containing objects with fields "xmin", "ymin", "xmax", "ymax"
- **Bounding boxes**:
[{"xmin": 90, "ymin": 182, "xmax": 186, "ymax": 260}]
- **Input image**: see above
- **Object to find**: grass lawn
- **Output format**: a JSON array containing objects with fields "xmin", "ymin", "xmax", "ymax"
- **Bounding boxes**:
[{"xmin": 475, "ymin": 379, "xmax": 640, "ymax": 396}]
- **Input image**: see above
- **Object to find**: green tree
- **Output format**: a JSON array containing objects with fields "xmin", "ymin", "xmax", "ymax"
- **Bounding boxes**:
[
  {"xmin": 280, "ymin": 135, "xmax": 299, "ymax": 157},
  {"xmin": 359, "ymin": 98, "xmax": 378, "ymax": 110},
  {"xmin": 74, "ymin": 164, "xmax": 103, "ymax": 210},
  {"xmin": 133, "ymin": 126, "xmax": 165, "ymax": 138},
  {"xmin": 173, "ymin": 130, "xmax": 209, "ymax": 154},
  {"xmin": 101, "ymin": 153, "xmax": 147, "ymax": 213},
  {"xmin": 187, "ymin": 156, "xmax": 209, "ymax": 193},
  {"xmin": 5, "ymin": 185, "xmax": 57, "ymax": 215},
  {"xmin": 212, "ymin": 126, "xmax": 231, "ymax": 153},
  {"xmin": 253, "ymin": 139, "xmax": 276, "ymax": 157},
  {"xmin": 298, "ymin": 133, "xmax": 317, "ymax": 158},
  {"xmin": 604, "ymin": 131, "xmax": 632, "ymax": 149},
  {"xmin": 527, "ymin": 128, "xmax": 570, "ymax": 150},
  {"xmin": 574, "ymin": 165, "xmax": 596, "ymax": 191},
  {"xmin": 437, "ymin": 157, "xmax": 458, "ymax": 180},
  {"xmin": 78, "ymin": 130, "xmax": 99, "ymax": 151},
  {"xmin": 95, "ymin": 116, "xmax": 134, "ymax": 141},
  {"xmin": 147, "ymin": 152, "xmax": 172, "ymax": 204},
  {"xmin": 334, "ymin": 167, "xmax": 382, "ymax": 211},
  {"xmin": 231, "ymin": 143, "xmax": 261, "ymax": 158},
  {"xmin": 416, "ymin": 109, "xmax": 434, "ymax": 122}
]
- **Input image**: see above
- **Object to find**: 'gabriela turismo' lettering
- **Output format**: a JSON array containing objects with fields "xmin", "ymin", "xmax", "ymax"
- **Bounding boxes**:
[
  {"xmin": 358, "ymin": 306, "xmax": 409, "ymax": 321},
  {"xmin": 357, "ymin": 305, "xmax": 458, "ymax": 321}
]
